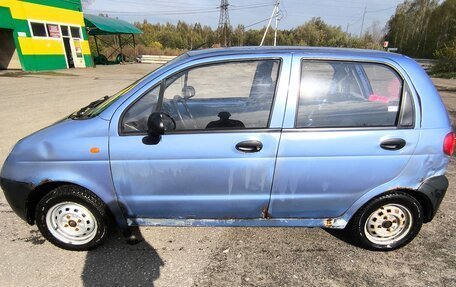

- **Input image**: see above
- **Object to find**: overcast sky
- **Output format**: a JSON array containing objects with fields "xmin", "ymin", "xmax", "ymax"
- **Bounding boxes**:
[{"xmin": 83, "ymin": 0, "xmax": 405, "ymax": 35}]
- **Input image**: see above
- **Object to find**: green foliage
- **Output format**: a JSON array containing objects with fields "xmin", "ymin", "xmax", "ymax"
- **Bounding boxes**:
[
  {"xmin": 89, "ymin": 15, "xmax": 384, "ymax": 61},
  {"xmin": 231, "ymin": 18, "xmax": 381, "ymax": 49},
  {"xmin": 386, "ymin": 0, "xmax": 456, "ymax": 58},
  {"xmin": 432, "ymin": 41, "xmax": 456, "ymax": 73}
]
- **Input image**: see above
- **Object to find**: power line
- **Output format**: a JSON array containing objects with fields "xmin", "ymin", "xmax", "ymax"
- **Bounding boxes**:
[
  {"xmin": 366, "ymin": 5, "xmax": 397, "ymax": 13},
  {"xmin": 244, "ymin": 17, "xmax": 272, "ymax": 29},
  {"xmin": 85, "ymin": 3, "xmax": 274, "ymax": 17}
]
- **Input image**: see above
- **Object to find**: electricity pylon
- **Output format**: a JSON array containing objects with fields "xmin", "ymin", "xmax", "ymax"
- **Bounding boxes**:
[{"xmin": 218, "ymin": 0, "xmax": 231, "ymax": 47}]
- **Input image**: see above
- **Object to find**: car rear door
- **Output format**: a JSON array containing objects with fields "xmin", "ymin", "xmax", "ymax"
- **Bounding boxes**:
[
  {"xmin": 269, "ymin": 55, "xmax": 420, "ymax": 218},
  {"xmin": 109, "ymin": 54, "xmax": 292, "ymax": 219}
]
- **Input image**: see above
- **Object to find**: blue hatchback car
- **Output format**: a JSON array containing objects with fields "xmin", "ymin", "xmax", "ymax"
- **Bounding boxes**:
[{"xmin": 1, "ymin": 47, "xmax": 454, "ymax": 251}]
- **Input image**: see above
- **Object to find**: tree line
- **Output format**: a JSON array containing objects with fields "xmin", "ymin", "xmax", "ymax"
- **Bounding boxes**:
[
  {"xmin": 386, "ymin": 0, "xmax": 455, "ymax": 58},
  {"xmin": 91, "ymin": 0, "xmax": 455, "ymax": 73},
  {"xmin": 386, "ymin": 0, "xmax": 455, "ymax": 73},
  {"xmin": 90, "ymin": 16, "xmax": 383, "ymax": 60},
  {"xmin": 133, "ymin": 17, "xmax": 382, "ymax": 52}
]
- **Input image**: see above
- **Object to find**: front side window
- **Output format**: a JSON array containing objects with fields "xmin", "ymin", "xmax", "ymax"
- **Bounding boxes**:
[
  {"xmin": 31, "ymin": 22, "xmax": 47, "ymax": 37},
  {"xmin": 161, "ymin": 60, "xmax": 280, "ymax": 131},
  {"xmin": 297, "ymin": 61, "xmax": 403, "ymax": 128},
  {"xmin": 120, "ymin": 59, "xmax": 280, "ymax": 134},
  {"xmin": 121, "ymin": 86, "xmax": 160, "ymax": 133}
]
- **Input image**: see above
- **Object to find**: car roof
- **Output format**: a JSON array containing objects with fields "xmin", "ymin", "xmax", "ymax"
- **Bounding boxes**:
[{"xmin": 186, "ymin": 46, "xmax": 405, "ymax": 60}]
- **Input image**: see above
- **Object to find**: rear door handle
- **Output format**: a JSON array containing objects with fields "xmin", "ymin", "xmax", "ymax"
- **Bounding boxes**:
[
  {"xmin": 380, "ymin": 138, "xmax": 406, "ymax": 150},
  {"xmin": 236, "ymin": 140, "xmax": 263, "ymax": 153}
]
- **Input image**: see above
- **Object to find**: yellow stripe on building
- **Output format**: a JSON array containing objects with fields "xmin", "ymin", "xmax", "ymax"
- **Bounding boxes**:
[
  {"xmin": 0, "ymin": 0, "xmax": 84, "ymax": 26},
  {"xmin": 81, "ymin": 40, "xmax": 90, "ymax": 55},
  {"xmin": 19, "ymin": 37, "xmax": 91, "ymax": 56},
  {"xmin": 19, "ymin": 37, "xmax": 64, "ymax": 55}
]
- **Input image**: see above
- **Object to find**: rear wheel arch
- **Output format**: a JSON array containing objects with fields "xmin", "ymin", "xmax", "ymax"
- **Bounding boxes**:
[
  {"xmin": 400, "ymin": 189, "xmax": 433, "ymax": 223},
  {"xmin": 347, "ymin": 190, "xmax": 424, "ymax": 250},
  {"xmin": 347, "ymin": 188, "xmax": 432, "ymax": 226}
]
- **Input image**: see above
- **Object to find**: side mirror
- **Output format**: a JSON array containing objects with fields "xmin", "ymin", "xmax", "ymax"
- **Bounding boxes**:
[
  {"xmin": 142, "ymin": 112, "xmax": 176, "ymax": 145},
  {"xmin": 182, "ymin": 86, "xmax": 195, "ymax": 99}
]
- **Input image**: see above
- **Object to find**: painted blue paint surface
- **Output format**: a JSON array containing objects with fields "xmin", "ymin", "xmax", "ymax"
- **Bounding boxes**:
[
  {"xmin": 110, "ymin": 132, "xmax": 280, "ymax": 218},
  {"xmin": 0, "ymin": 47, "xmax": 452, "ymax": 229}
]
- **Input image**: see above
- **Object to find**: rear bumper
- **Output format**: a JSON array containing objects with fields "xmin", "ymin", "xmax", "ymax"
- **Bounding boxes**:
[
  {"xmin": 0, "ymin": 177, "xmax": 33, "ymax": 223},
  {"xmin": 418, "ymin": 175, "xmax": 448, "ymax": 222}
]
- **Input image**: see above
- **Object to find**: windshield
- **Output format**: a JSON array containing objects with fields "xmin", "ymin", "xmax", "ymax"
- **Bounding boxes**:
[{"xmin": 69, "ymin": 53, "xmax": 189, "ymax": 119}]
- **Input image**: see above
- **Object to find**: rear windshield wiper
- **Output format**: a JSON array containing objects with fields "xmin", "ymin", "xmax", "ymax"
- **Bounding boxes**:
[{"xmin": 72, "ymin": 96, "xmax": 110, "ymax": 118}]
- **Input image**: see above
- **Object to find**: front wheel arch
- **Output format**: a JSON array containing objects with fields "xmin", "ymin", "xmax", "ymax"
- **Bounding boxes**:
[
  {"xmin": 35, "ymin": 184, "xmax": 113, "ymax": 250},
  {"xmin": 26, "ymin": 181, "xmax": 115, "ymax": 226}
]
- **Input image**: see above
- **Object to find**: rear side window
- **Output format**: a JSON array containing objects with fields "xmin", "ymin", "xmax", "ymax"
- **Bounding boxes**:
[{"xmin": 297, "ymin": 61, "xmax": 404, "ymax": 128}]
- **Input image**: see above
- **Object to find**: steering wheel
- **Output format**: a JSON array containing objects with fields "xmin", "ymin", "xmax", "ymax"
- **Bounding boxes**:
[{"xmin": 172, "ymin": 95, "xmax": 198, "ymax": 129}]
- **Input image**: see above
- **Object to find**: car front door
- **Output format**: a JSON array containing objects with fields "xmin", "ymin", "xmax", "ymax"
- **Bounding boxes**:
[
  {"xmin": 109, "ymin": 55, "xmax": 291, "ymax": 219},
  {"xmin": 269, "ymin": 56, "xmax": 419, "ymax": 218}
]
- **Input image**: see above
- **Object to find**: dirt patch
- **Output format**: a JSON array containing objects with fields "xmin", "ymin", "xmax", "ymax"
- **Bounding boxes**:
[{"xmin": 11, "ymin": 230, "xmax": 46, "ymax": 245}]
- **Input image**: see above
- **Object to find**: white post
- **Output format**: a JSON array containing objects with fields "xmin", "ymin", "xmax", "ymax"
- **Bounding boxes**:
[
  {"xmin": 273, "ymin": 4, "xmax": 280, "ymax": 46},
  {"xmin": 260, "ymin": 4, "xmax": 276, "ymax": 46},
  {"xmin": 359, "ymin": 7, "xmax": 366, "ymax": 38}
]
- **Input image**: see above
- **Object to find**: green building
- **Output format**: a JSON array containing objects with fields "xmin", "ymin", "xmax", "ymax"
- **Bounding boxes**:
[{"xmin": 0, "ymin": 0, "xmax": 92, "ymax": 71}]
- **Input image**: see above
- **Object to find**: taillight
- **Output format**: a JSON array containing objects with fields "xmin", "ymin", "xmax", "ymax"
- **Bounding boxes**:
[{"xmin": 443, "ymin": 132, "xmax": 455, "ymax": 156}]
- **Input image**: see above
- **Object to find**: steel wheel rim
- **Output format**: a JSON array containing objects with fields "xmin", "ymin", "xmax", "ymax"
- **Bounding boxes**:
[
  {"xmin": 364, "ymin": 203, "xmax": 413, "ymax": 246},
  {"xmin": 45, "ymin": 202, "xmax": 97, "ymax": 245}
]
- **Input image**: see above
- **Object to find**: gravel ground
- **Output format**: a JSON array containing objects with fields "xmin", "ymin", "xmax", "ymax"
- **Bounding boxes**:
[{"xmin": 0, "ymin": 64, "xmax": 455, "ymax": 287}]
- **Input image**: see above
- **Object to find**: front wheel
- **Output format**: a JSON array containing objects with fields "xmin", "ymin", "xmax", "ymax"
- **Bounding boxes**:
[
  {"xmin": 35, "ymin": 185, "xmax": 111, "ymax": 251},
  {"xmin": 347, "ymin": 192, "xmax": 423, "ymax": 251}
]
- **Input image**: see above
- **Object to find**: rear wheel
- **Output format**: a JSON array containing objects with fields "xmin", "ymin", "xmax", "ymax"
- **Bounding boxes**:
[
  {"xmin": 348, "ymin": 192, "xmax": 423, "ymax": 251},
  {"xmin": 35, "ymin": 185, "xmax": 111, "ymax": 251}
]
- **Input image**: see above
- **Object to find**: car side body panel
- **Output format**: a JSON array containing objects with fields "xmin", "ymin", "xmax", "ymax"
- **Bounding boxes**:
[
  {"xmin": 0, "ymin": 47, "xmax": 451, "ymax": 231},
  {"xmin": 108, "ymin": 54, "xmax": 292, "ymax": 219},
  {"xmin": 0, "ymin": 117, "xmax": 127, "ymax": 227}
]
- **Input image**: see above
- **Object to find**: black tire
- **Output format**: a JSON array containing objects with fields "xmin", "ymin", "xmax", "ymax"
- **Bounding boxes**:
[
  {"xmin": 35, "ymin": 185, "xmax": 111, "ymax": 251},
  {"xmin": 347, "ymin": 192, "xmax": 423, "ymax": 251}
]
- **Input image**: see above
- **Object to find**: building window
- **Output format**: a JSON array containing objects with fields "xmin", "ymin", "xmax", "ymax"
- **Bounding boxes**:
[
  {"xmin": 70, "ymin": 27, "xmax": 81, "ymax": 38},
  {"xmin": 31, "ymin": 22, "xmax": 47, "ymax": 37},
  {"xmin": 46, "ymin": 24, "xmax": 60, "ymax": 38},
  {"xmin": 61, "ymin": 26, "xmax": 69, "ymax": 37}
]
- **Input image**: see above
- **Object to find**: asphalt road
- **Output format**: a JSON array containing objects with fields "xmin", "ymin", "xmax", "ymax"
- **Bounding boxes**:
[{"xmin": 0, "ymin": 64, "xmax": 455, "ymax": 287}]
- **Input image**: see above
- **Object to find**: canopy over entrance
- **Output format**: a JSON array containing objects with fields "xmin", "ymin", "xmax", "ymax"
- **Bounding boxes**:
[
  {"xmin": 84, "ymin": 14, "xmax": 142, "ymax": 64},
  {"xmin": 84, "ymin": 14, "xmax": 142, "ymax": 35}
]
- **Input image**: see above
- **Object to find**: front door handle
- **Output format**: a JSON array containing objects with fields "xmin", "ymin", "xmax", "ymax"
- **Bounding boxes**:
[
  {"xmin": 380, "ymin": 138, "xmax": 406, "ymax": 150},
  {"xmin": 236, "ymin": 140, "xmax": 263, "ymax": 153}
]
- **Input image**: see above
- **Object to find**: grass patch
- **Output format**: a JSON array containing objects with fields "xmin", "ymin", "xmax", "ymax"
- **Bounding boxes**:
[{"xmin": 429, "ymin": 71, "xmax": 456, "ymax": 79}]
